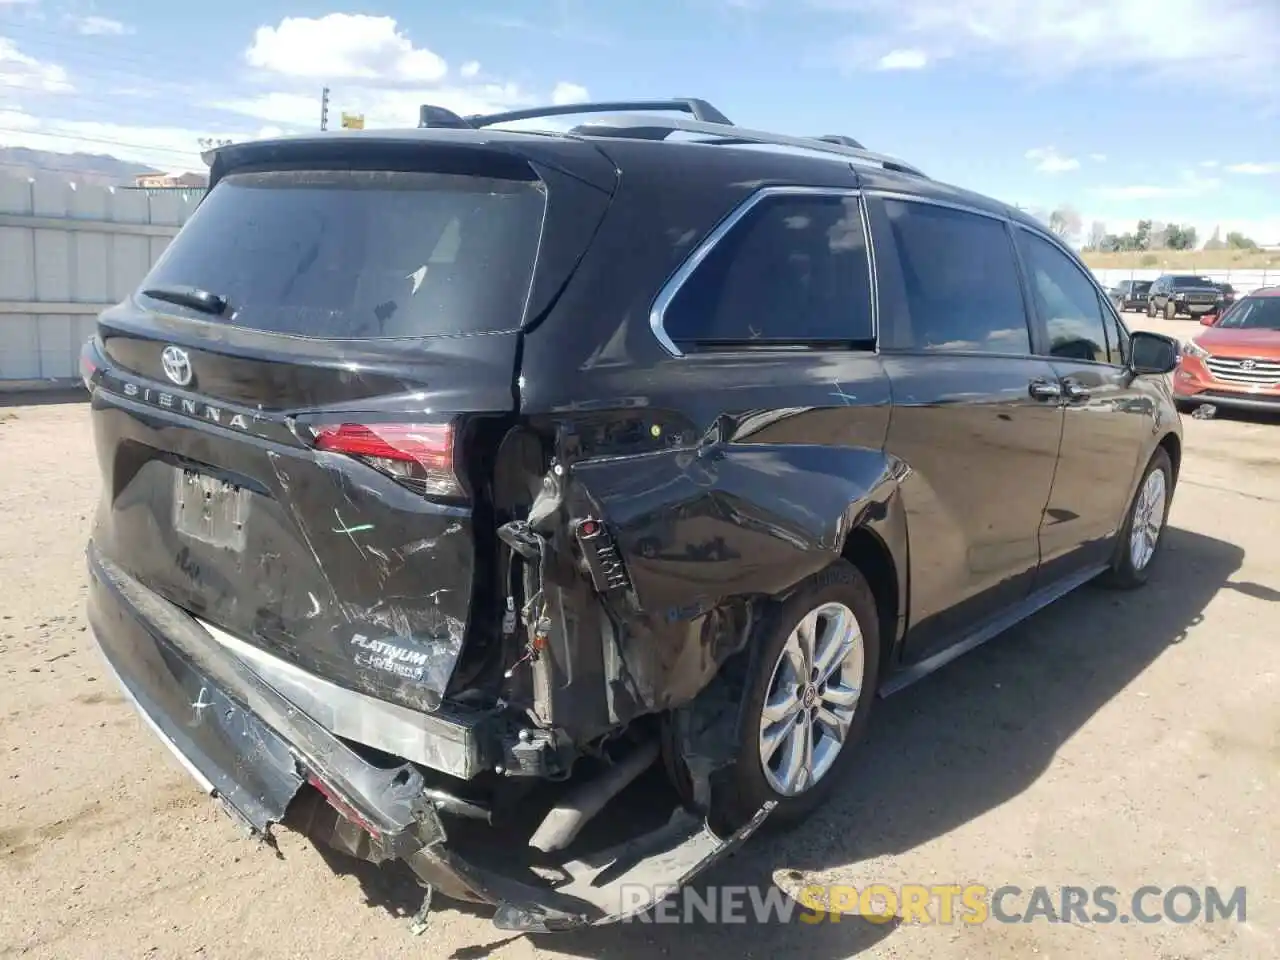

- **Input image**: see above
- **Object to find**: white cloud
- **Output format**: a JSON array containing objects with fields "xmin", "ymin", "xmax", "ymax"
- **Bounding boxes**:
[
  {"xmin": 72, "ymin": 15, "xmax": 132, "ymax": 36},
  {"xmin": 246, "ymin": 14, "xmax": 447, "ymax": 83},
  {"xmin": 1091, "ymin": 169, "xmax": 1221, "ymax": 200},
  {"xmin": 1199, "ymin": 160, "xmax": 1219, "ymax": 168},
  {"xmin": 815, "ymin": 0, "xmax": 1280, "ymax": 96},
  {"xmin": 0, "ymin": 37, "xmax": 72, "ymax": 93},
  {"xmin": 1225, "ymin": 161, "xmax": 1280, "ymax": 174},
  {"xmin": 1089, "ymin": 153, "xmax": 1107, "ymax": 162},
  {"xmin": 210, "ymin": 15, "xmax": 583, "ymax": 133},
  {"xmin": 877, "ymin": 48, "xmax": 928, "ymax": 70},
  {"xmin": 551, "ymin": 82, "xmax": 589, "ymax": 106},
  {"xmin": 1026, "ymin": 146, "xmax": 1080, "ymax": 173}
]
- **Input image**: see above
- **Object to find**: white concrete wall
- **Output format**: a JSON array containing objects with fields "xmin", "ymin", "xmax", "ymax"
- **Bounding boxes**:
[{"xmin": 0, "ymin": 172, "xmax": 199, "ymax": 387}]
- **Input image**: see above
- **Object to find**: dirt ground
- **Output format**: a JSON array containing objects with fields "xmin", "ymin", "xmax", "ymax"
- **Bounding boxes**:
[{"xmin": 2, "ymin": 313, "xmax": 1278, "ymax": 959}]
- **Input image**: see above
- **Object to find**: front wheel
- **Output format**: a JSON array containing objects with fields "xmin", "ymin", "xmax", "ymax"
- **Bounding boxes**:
[
  {"xmin": 1098, "ymin": 447, "xmax": 1174, "ymax": 589},
  {"xmin": 1165, "ymin": 299, "xmax": 1178, "ymax": 320},
  {"xmin": 711, "ymin": 560, "xmax": 879, "ymax": 834},
  {"xmin": 1147, "ymin": 299, "xmax": 1157, "ymax": 318}
]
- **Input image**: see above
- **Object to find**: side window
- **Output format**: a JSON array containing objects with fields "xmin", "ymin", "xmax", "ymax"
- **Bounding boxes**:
[
  {"xmin": 1016, "ymin": 229, "xmax": 1111, "ymax": 364},
  {"xmin": 661, "ymin": 194, "xmax": 873, "ymax": 347},
  {"xmin": 876, "ymin": 199, "xmax": 1031, "ymax": 354}
]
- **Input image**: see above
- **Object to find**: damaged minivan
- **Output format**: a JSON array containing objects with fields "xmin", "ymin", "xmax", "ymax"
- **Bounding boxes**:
[{"xmin": 83, "ymin": 98, "xmax": 1184, "ymax": 932}]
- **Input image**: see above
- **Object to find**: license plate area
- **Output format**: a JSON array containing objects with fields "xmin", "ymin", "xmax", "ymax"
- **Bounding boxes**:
[{"xmin": 172, "ymin": 468, "xmax": 250, "ymax": 551}]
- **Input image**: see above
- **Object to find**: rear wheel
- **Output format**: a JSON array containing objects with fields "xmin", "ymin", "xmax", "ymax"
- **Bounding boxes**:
[
  {"xmin": 711, "ymin": 560, "xmax": 879, "ymax": 833},
  {"xmin": 1098, "ymin": 447, "xmax": 1173, "ymax": 589}
]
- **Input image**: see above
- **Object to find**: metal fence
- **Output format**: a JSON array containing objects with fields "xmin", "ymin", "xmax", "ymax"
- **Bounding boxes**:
[{"xmin": 0, "ymin": 171, "xmax": 198, "ymax": 388}]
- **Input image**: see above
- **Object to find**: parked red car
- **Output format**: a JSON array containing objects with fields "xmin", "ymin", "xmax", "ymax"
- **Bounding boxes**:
[{"xmin": 1175, "ymin": 286, "xmax": 1280, "ymax": 412}]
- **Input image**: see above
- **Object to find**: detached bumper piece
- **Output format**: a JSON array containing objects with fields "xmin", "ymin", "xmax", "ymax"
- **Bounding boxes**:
[{"xmin": 86, "ymin": 544, "xmax": 772, "ymax": 932}]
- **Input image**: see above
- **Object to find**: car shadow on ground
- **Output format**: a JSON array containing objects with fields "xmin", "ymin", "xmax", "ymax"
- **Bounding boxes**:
[
  {"xmin": 0, "ymin": 387, "xmax": 87, "ymax": 409},
  {"xmin": 315, "ymin": 525, "xmax": 1243, "ymax": 960}
]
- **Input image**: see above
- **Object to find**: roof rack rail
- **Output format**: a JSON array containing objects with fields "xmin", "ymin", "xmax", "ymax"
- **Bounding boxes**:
[
  {"xmin": 812, "ymin": 134, "xmax": 866, "ymax": 150},
  {"xmin": 417, "ymin": 98, "xmax": 733, "ymax": 130},
  {"xmin": 568, "ymin": 114, "xmax": 927, "ymax": 179}
]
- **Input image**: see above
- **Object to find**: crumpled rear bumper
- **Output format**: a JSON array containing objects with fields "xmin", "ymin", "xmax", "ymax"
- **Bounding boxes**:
[{"xmin": 86, "ymin": 543, "xmax": 771, "ymax": 932}]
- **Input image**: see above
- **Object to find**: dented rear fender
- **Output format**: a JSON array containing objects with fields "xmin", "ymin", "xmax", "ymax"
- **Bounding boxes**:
[{"xmin": 559, "ymin": 437, "xmax": 907, "ymax": 720}]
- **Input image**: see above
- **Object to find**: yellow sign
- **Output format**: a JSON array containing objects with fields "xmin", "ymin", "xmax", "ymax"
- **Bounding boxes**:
[{"xmin": 341, "ymin": 113, "xmax": 365, "ymax": 130}]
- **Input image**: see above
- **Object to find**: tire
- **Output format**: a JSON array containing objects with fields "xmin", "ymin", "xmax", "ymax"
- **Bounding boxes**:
[
  {"xmin": 1164, "ymin": 299, "xmax": 1177, "ymax": 320},
  {"xmin": 710, "ymin": 560, "xmax": 880, "ymax": 834},
  {"xmin": 1098, "ymin": 447, "xmax": 1174, "ymax": 590},
  {"xmin": 1147, "ymin": 299, "xmax": 1157, "ymax": 318}
]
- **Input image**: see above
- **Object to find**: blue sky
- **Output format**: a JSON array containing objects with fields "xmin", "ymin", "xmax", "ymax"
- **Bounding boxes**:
[{"xmin": 1, "ymin": 0, "xmax": 1279, "ymax": 243}]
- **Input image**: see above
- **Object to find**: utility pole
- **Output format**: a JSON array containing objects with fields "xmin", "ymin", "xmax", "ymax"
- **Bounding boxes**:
[{"xmin": 320, "ymin": 86, "xmax": 330, "ymax": 131}]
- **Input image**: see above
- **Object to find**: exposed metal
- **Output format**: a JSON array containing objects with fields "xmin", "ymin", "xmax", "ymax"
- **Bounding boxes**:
[{"xmin": 528, "ymin": 739, "xmax": 660, "ymax": 853}]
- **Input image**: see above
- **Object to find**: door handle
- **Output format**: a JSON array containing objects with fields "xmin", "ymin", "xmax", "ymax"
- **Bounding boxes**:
[
  {"xmin": 1062, "ymin": 378, "xmax": 1091, "ymax": 401},
  {"xmin": 1028, "ymin": 378, "xmax": 1062, "ymax": 401}
]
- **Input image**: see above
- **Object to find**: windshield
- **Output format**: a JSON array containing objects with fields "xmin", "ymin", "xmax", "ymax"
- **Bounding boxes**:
[
  {"xmin": 138, "ymin": 169, "xmax": 547, "ymax": 339},
  {"xmin": 1217, "ymin": 297, "xmax": 1280, "ymax": 331},
  {"xmin": 1133, "ymin": 281, "xmax": 1151, "ymax": 293},
  {"xmin": 1172, "ymin": 275, "xmax": 1215, "ymax": 288}
]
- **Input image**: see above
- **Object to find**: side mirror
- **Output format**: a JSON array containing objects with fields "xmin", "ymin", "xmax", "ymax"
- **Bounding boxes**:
[{"xmin": 1129, "ymin": 331, "xmax": 1180, "ymax": 375}]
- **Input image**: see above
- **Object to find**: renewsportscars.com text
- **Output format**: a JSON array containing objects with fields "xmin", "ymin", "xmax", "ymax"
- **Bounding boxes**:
[{"xmin": 619, "ymin": 883, "xmax": 1248, "ymax": 925}]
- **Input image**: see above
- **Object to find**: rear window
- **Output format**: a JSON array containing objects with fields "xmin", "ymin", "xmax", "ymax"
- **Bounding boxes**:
[
  {"xmin": 1172, "ymin": 275, "xmax": 1214, "ymax": 288},
  {"xmin": 1133, "ymin": 281, "xmax": 1152, "ymax": 293},
  {"xmin": 139, "ymin": 169, "xmax": 547, "ymax": 338}
]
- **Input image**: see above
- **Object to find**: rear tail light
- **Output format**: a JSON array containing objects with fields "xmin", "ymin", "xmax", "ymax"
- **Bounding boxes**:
[
  {"xmin": 79, "ymin": 339, "xmax": 99, "ymax": 391},
  {"xmin": 309, "ymin": 421, "xmax": 462, "ymax": 499},
  {"xmin": 306, "ymin": 773, "xmax": 381, "ymax": 837}
]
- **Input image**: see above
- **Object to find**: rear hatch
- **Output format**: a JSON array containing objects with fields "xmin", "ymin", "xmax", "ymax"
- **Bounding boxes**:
[{"xmin": 84, "ymin": 133, "xmax": 615, "ymax": 713}]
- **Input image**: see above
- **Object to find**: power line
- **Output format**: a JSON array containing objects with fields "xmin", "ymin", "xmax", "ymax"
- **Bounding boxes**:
[{"xmin": 0, "ymin": 124, "xmax": 200, "ymax": 162}]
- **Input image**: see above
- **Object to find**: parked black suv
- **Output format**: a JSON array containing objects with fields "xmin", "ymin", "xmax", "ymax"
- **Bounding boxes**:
[
  {"xmin": 81, "ymin": 98, "xmax": 1184, "ymax": 933},
  {"xmin": 1109, "ymin": 279, "xmax": 1152, "ymax": 312},
  {"xmin": 1147, "ymin": 274, "xmax": 1222, "ymax": 319}
]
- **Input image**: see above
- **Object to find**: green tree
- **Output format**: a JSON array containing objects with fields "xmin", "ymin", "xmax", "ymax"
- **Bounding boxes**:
[
  {"xmin": 1165, "ymin": 224, "xmax": 1198, "ymax": 251},
  {"xmin": 1226, "ymin": 231, "xmax": 1258, "ymax": 250}
]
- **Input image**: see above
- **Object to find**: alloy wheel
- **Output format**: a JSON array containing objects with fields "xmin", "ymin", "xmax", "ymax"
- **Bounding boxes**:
[
  {"xmin": 757, "ymin": 602, "xmax": 864, "ymax": 797},
  {"xmin": 1129, "ymin": 468, "xmax": 1167, "ymax": 572}
]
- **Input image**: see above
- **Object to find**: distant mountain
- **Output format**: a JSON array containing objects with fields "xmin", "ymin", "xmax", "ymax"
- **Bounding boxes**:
[{"xmin": 0, "ymin": 146, "xmax": 161, "ymax": 186}]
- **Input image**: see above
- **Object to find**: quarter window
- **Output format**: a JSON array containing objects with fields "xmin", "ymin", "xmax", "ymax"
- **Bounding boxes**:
[
  {"xmin": 661, "ymin": 193, "xmax": 873, "ymax": 347},
  {"xmin": 875, "ymin": 199, "xmax": 1032, "ymax": 354},
  {"xmin": 1016, "ymin": 229, "xmax": 1111, "ymax": 364},
  {"xmin": 1097, "ymin": 293, "xmax": 1128, "ymax": 365}
]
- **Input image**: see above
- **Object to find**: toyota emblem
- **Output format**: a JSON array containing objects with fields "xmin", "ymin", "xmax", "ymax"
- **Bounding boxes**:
[
  {"xmin": 160, "ymin": 345, "xmax": 193, "ymax": 386},
  {"xmin": 1240, "ymin": 359, "xmax": 1256, "ymax": 371}
]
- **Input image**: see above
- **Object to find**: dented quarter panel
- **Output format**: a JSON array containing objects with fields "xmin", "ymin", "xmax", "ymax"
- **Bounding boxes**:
[{"xmin": 522, "ymin": 353, "xmax": 900, "ymax": 727}]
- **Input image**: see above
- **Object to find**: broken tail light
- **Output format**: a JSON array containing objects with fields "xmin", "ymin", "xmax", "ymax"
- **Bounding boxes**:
[
  {"xmin": 306, "ymin": 773, "xmax": 381, "ymax": 838},
  {"xmin": 309, "ymin": 421, "xmax": 463, "ymax": 499},
  {"xmin": 79, "ymin": 338, "xmax": 100, "ymax": 391}
]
